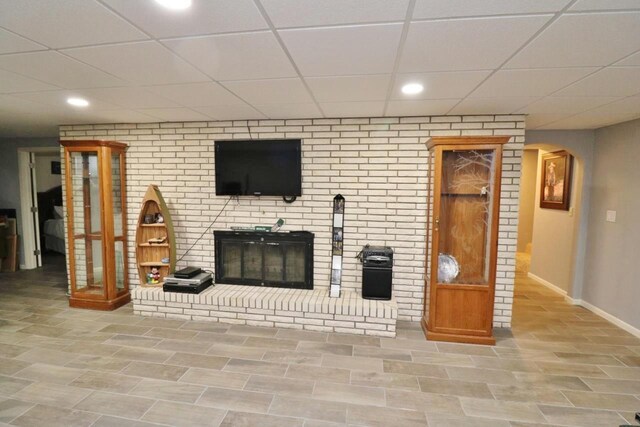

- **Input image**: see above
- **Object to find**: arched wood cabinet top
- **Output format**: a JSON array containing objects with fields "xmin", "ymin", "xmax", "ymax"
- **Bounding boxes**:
[
  {"xmin": 60, "ymin": 140, "xmax": 128, "ymax": 150},
  {"xmin": 426, "ymin": 136, "xmax": 510, "ymax": 149}
]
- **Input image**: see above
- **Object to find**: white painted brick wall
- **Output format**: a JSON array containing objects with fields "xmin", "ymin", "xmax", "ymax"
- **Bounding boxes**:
[{"xmin": 60, "ymin": 115, "xmax": 523, "ymax": 327}]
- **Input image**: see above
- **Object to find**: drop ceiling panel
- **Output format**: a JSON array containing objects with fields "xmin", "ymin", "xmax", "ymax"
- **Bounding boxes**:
[
  {"xmin": 555, "ymin": 67, "xmax": 640, "ymax": 97},
  {"xmin": 11, "ymin": 90, "xmax": 120, "ymax": 110},
  {"xmin": 392, "ymin": 71, "xmax": 491, "ymax": 99},
  {"xmin": 569, "ymin": 0, "xmax": 640, "ymax": 11},
  {"xmin": 102, "ymin": 0, "xmax": 267, "ymax": 38},
  {"xmin": 162, "ymin": 32, "xmax": 297, "ymax": 81},
  {"xmin": 63, "ymin": 41, "xmax": 210, "ymax": 85},
  {"xmin": 222, "ymin": 78, "xmax": 314, "ymax": 105},
  {"xmin": 0, "ymin": 51, "xmax": 125, "ymax": 88},
  {"xmin": 319, "ymin": 101, "xmax": 385, "ymax": 117},
  {"xmin": 254, "ymin": 103, "xmax": 322, "ymax": 119},
  {"xmin": 385, "ymin": 99, "xmax": 460, "ymax": 116},
  {"xmin": 260, "ymin": 0, "xmax": 410, "ymax": 28},
  {"xmin": 306, "ymin": 75, "xmax": 391, "ymax": 102},
  {"xmin": 138, "ymin": 107, "xmax": 211, "ymax": 122},
  {"xmin": 400, "ymin": 16, "xmax": 551, "ymax": 72},
  {"xmin": 470, "ymin": 68, "xmax": 597, "ymax": 98},
  {"xmin": 616, "ymin": 51, "xmax": 640, "ymax": 66},
  {"xmin": 74, "ymin": 109, "xmax": 159, "ymax": 124},
  {"xmin": 280, "ymin": 23, "xmax": 403, "ymax": 76},
  {"xmin": 506, "ymin": 12, "xmax": 640, "ymax": 68},
  {"xmin": 518, "ymin": 96, "xmax": 620, "ymax": 114},
  {"xmin": 0, "ymin": 27, "xmax": 46, "ymax": 54},
  {"xmin": 193, "ymin": 104, "xmax": 266, "ymax": 120},
  {"xmin": 0, "ymin": 69, "xmax": 59, "ymax": 93},
  {"xmin": 144, "ymin": 82, "xmax": 245, "ymax": 107},
  {"xmin": 81, "ymin": 87, "xmax": 181, "ymax": 109},
  {"xmin": 0, "ymin": 0, "xmax": 148, "ymax": 48},
  {"xmin": 413, "ymin": 0, "xmax": 571, "ymax": 19},
  {"xmin": 450, "ymin": 97, "xmax": 541, "ymax": 115}
]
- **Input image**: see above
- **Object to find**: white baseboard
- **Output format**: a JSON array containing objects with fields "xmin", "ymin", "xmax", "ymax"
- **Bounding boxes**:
[
  {"xmin": 527, "ymin": 272, "xmax": 567, "ymax": 296},
  {"xmin": 527, "ymin": 272, "xmax": 640, "ymax": 339},
  {"xmin": 577, "ymin": 299, "xmax": 640, "ymax": 339}
]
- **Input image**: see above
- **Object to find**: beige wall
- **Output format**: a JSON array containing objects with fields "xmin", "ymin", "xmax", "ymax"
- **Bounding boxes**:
[
  {"xmin": 35, "ymin": 153, "xmax": 62, "ymax": 193},
  {"xmin": 516, "ymin": 150, "xmax": 537, "ymax": 253},
  {"xmin": 529, "ymin": 149, "xmax": 580, "ymax": 292},
  {"xmin": 583, "ymin": 118, "xmax": 640, "ymax": 330}
]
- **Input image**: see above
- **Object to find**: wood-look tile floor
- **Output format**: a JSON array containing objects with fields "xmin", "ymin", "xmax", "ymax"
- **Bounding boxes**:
[{"xmin": 0, "ymin": 260, "xmax": 638, "ymax": 426}]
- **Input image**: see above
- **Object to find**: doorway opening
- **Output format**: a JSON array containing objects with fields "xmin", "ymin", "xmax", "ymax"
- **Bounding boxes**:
[
  {"xmin": 515, "ymin": 144, "xmax": 585, "ymax": 321},
  {"xmin": 18, "ymin": 148, "xmax": 65, "ymax": 270}
]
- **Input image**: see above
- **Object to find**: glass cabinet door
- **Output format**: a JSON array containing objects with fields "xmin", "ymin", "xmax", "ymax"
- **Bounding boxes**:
[
  {"xmin": 69, "ymin": 151, "xmax": 105, "ymax": 296},
  {"xmin": 436, "ymin": 149, "xmax": 496, "ymax": 285},
  {"xmin": 111, "ymin": 153, "xmax": 126, "ymax": 292}
]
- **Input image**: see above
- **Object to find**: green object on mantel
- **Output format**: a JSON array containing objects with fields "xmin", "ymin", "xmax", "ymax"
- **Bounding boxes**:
[{"xmin": 254, "ymin": 226, "xmax": 271, "ymax": 232}]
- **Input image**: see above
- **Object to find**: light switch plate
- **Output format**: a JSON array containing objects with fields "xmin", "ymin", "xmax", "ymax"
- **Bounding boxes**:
[{"xmin": 606, "ymin": 210, "xmax": 616, "ymax": 223}]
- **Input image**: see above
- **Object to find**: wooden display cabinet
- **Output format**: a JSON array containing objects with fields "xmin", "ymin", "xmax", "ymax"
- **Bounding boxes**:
[
  {"xmin": 422, "ymin": 136, "xmax": 509, "ymax": 345},
  {"xmin": 61, "ymin": 140, "xmax": 130, "ymax": 310}
]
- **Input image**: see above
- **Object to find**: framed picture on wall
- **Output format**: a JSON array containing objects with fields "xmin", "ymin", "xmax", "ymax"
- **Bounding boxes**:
[
  {"xmin": 51, "ymin": 161, "xmax": 61, "ymax": 175},
  {"xmin": 539, "ymin": 150, "xmax": 572, "ymax": 210}
]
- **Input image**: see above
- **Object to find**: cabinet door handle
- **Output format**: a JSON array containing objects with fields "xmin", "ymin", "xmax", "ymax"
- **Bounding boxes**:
[{"xmin": 435, "ymin": 217, "xmax": 439, "ymax": 231}]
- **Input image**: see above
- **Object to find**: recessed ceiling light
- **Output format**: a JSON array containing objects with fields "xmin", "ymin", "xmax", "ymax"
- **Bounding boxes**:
[
  {"xmin": 67, "ymin": 97, "xmax": 89, "ymax": 107},
  {"xmin": 401, "ymin": 83, "xmax": 424, "ymax": 95},
  {"xmin": 155, "ymin": 0, "xmax": 192, "ymax": 10}
]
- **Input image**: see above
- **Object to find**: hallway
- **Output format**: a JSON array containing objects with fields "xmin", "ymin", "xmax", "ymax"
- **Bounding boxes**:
[{"xmin": 0, "ymin": 266, "xmax": 638, "ymax": 426}]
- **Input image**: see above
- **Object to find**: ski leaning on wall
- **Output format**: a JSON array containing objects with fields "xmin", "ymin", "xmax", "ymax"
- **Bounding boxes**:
[{"xmin": 329, "ymin": 194, "xmax": 345, "ymax": 298}]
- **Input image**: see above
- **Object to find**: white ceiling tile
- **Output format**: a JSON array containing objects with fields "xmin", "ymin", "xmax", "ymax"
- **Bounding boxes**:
[
  {"xmin": 0, "ymin": 0, "xmax": 148, "ymax": 48},
  {"xmin": 145, "ymin": 82, "xmax": 245, "ymax": 107},
  {"xmin": 280, "ymin": 23, "xmax": 403, "ymax": 76},
  {"xmin": 615, "ymin": 51, "xmax": 640, "ymax": 66},
  {"xmin": 400, "ymin": 16, "xmax": 551, "ymax": 72},
  {"xmin": 413, "ymin": 0, "xmax": 571, "ymax": 19},
  {"xmin": 80, "ymin": 87, "xmax": 181, "ymax": 109},
  {"xmin": 11, "ymin": 90, "xmax": 120, "ymax": 110},
  {"xmin": 261, "ymin": 0, "xmax": 410, "ymax": 28},
  {"xmin": 569, "ymin": 0, "xmax": 640, "ymax": 11},
  {"xmin": 319, "ymin": 101, "xmax": 385, "ymax": 117},
  {"xmin": 0, "ymin": 69, "xmax": 59, "ymax": 93},
  {"xmin": 102, "ymin": 0, "xmax": 267, "ymax": 38},
  {"xmin": 470, "ymin": 68, "xmax": 597, "ymax": 98},
  {"xmin": 222, "ymin": 78, "xmax": 314, "ymax": 105},
  {"xmin": 517, "ymin": 96, "xmax": 620, "ymax": 114},
  {"xmin": 73, "ymin": 109, "xmax": 159, "ymax": 124},
  {"xmin": 0, "ymin": 51, "xmax": 125, "ymax": 88},
  {"xmin": 63, "ymin": 41, "xmax": 209, "ymax": 85},
  {"xmin": 393, "ymin": 71, "xmax": 491, "ymax": 99},
  {"xmin": 385, "ymin": 99, "xmax": 460, "ymax": 116},
  {"xmin": 555, "ymin": 67, "xmax": 640, "ymax": 97},
  {"xmin": 254, "ymin": 103, "xmax": 322, "ymax": 119},
  {"xmin": 525, "ymin": 113, "xmax": 571, "ymax": 128},
  {"xmin": 306, "ymin": 75, "xmax": 391, "ymax": 102},
  {"xmin": 507, "ymin": 12, "xmax": 640, "ymax": 68},
  {"xmin": 0, "ymin": 27, "xmax": 46, "ymax": 54},
  {"xmin": 450, "ymin": 97, "xmax": 541, "ymax": 114},
  {"xmin": 193, "ymin": 105, "xmax": 267, "ymax": 120},
  {"xmin": 137, "ymin": 108, "xmax": 211, "ymax": 122},
  {"xmin": 162, "ymin": 32, "xmax": 297, "ymax": 81}
]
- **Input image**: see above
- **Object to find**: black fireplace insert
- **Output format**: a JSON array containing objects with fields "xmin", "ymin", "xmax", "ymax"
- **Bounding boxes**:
[{"xmin": 214, "ymin": 230, "xmax": 314, "ymax": 289}]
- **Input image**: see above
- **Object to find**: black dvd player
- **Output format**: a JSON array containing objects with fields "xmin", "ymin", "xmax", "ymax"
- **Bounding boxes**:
[
  {"xmin": 174, "ymin": 266, "xmax": 202, "ymax": 279},
  {"xmin": 163, "ymin": 276, "xmax": 213, "ymax": 294}
]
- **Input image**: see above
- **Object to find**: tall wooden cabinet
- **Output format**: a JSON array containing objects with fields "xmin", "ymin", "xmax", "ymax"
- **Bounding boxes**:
[
  {"xmin": 61, "ymin": 140, "xmax": 130, "ymax": 310},
  {"xmin": 422, "ymin": 136, "xmax": 509, "ymax": 345}
]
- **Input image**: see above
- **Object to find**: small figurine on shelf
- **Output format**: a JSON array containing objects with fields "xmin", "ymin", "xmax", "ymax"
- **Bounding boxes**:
[
  {"xmin": 155, "ymin": 213, "xmax": 164, "ymax": 224},
  {"xmin": 147, "ymin": 266, "xmax": 161, "ymax": 284}
]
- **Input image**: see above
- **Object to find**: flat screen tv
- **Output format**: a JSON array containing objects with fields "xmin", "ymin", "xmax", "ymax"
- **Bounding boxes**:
[{"xmin": 215, "ymin": 139, "xmax": 302, "ymax": 197}]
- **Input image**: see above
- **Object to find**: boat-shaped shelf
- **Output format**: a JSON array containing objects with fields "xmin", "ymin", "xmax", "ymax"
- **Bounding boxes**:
[{"xmin": 136, "ymin": 184, "xmax": 176, "ymax": 287}]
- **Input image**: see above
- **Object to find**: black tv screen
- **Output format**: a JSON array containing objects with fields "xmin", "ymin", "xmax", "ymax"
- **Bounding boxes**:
[{"xmin": 215, "ymin": 139, "xmax": 302, "ymax": 197}]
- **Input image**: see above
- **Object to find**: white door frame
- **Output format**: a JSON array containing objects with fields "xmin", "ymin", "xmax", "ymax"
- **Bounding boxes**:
[{"xmin": 17, "ymin": 147, "xmax": 60, "ymax": 269}]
